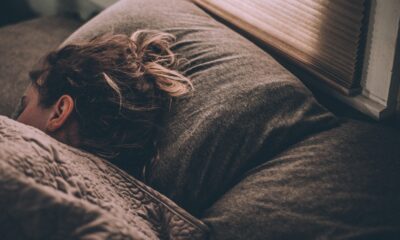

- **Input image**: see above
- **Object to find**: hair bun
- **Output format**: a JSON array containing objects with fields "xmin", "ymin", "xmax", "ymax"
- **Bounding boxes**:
[{"xmin": 130, "ymin": 29, "xmax": 194, "ymax": 97}]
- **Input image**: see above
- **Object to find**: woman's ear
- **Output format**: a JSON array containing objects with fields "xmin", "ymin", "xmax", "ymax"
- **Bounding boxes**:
[{"xmin": 46, "ymin": 95, "xmax": 75, "ymax": 132}]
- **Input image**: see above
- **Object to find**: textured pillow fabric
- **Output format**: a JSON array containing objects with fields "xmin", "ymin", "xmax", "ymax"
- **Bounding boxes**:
[
  {"xmin": 63, "ymin": 0, "xmax": 338, "ymax": 215},
  {"xmin": 202, "ymin": 119, "xmax": 400, "ymax": 239},
  {"xmin": 0, "ymin": 16, "xmax": 81, "ymax": 117},
  {"xmin": 0, "ymin": 116, "xmax": 208, "ymax": 239}
]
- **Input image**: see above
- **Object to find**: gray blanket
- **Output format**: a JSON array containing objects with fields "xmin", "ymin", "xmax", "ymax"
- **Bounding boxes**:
[{"xmin": 0, "ymin": 116, "xmax": 208, "ymax": 239}]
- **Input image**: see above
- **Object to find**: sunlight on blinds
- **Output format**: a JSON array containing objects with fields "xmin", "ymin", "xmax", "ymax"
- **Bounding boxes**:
[{"xmin": 193, "ymin": 0, "xmax": 368, "ymax": 95}]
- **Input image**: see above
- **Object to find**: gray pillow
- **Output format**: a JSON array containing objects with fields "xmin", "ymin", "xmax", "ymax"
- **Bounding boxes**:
[
  {"xmin": 202, "ymin": 119, "xmax": 400, "ymax": 239},
  {"xmin": 63, "ymin": 0, "xmax": 339, "ymax": 216},
  {"xmin": 0, "ymin": 16, "xmax": 81, "ymax": 117}
]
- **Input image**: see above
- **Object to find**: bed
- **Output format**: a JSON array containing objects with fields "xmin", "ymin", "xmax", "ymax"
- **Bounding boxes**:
[{"xmin": 0, "ymin": 0, "xmax": 399, "ymax": 239}]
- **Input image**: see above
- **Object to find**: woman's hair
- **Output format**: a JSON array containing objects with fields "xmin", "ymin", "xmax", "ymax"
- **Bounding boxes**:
[{"xmin": 29, "ymin": 29, "xmax": 194, "ymax": 178}]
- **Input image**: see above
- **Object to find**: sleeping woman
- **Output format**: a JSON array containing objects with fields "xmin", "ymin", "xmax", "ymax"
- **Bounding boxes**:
[{"xmin": 12, "ymin": 30, "xmax": 194, "ymax": 180}]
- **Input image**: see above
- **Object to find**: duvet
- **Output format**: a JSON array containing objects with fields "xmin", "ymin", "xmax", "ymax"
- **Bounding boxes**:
[{"xmin": 0, "ymin": 116, "xmax": 208, "ymax": 239}]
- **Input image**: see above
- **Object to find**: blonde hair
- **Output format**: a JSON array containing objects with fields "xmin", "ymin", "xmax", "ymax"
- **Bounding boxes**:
[{"xmin": 29, "ymin": 29, "xmax": 194, "ymax": 178}]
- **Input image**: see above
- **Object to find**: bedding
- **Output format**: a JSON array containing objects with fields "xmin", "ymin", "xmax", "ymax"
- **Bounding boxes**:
[
  {"xmin": 63, "ymin": 0, "xmax": 339, "ymax": 216},
  {"xmin": 0, "ymin": 16, "xmax": 81, "ymax": 117},
  {"xmin": 0, "ymin": 0, "xmax": 399, "ymax": 239},
  {"xmin": 0, "ymin": 116, "xmax": 208, "ymax": 239},
  {"xmin": 202, "ymin": 118, "xmax": 400, "ymax": 239}
]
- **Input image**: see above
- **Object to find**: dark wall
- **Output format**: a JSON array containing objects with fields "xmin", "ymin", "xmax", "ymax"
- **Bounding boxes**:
[{"xmin": 0, "ymin": 0, "xmax": 36, "ymax": 27}]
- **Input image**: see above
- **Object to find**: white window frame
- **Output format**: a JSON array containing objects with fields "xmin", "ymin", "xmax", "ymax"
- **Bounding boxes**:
[{"xmin": 326, "ymin": 0, "xmax": 400, "ymax": 120}]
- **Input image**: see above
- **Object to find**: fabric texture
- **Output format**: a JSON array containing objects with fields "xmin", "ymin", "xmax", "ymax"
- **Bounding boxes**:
[
  {"xmin": 63, "ymin": 0, "xmax": 338, "ymax": 216},
  {"xmin": 0, "ymin": 1, "xmax": 399, "ymax": 239},
  {"xmin": 202, "ymin": 118, "xmax": 400, "ymax": 240},
  {"xmin": 0, "ymin": 16, "xmax": 81, "ymax": 117},
  {"xmin": 0, "ymin": 116, "xmax": 209, "ymax": 240}
]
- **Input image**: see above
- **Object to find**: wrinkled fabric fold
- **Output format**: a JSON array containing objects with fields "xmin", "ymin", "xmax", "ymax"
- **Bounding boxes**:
[{"xmin": 0, "ymin": 116, "xmax": 208, "ymax": 240}]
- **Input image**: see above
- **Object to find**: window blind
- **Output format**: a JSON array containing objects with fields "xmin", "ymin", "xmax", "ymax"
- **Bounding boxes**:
[{"xmin": 193, "ymin": 0, "xmax": 369, "ymax": 95}]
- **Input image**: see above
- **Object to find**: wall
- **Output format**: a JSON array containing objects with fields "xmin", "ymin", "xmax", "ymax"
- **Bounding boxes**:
[
  {"xmin": 26, "ymin": 0, "xmax": 117, "ymax": 20},
  {"xmin": 0, "ymin": 0, "xmax": 36, "ymax": 26},
  {"xmin": 397, "ymin": 84, "xmax": 400, "ymax": 121},
  {"xmin": 358, "ymin": 0, "xmax": 400, "ymax": 119}
]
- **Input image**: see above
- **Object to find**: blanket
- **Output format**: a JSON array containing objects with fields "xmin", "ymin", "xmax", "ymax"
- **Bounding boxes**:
[{"xmin": 0, "ymin": 116, "xmax": 208, "ymax": 239}]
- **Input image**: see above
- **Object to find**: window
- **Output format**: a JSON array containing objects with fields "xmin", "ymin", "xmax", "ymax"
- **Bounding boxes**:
[{"xmin": 193, "ymin": 0, "xmax": 400, "ymax": 120}]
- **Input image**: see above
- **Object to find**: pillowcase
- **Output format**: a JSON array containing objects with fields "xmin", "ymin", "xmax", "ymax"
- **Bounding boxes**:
[
  {"xmin": 0, "ymin": 16, "xmax": 81, "ymax": 117},
  {"xmin": 0, "ymin": 116, "xmax": 208, "ymax": 239},
  {"xmin": 63, "ymin": 0, "xmax": 339, "ymax": 216},
  {"xmin": 202, "ymin": 119, "xmax": 400, "ymax": 239}
]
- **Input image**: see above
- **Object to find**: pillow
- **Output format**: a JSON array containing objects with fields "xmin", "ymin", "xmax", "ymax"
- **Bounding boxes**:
[
  {"xmin": 0, "ymin": 116, "xmax": 208, "ymax": 239},
  {"xmin": 63, "ymin": 0, "xmax": 339, "ymax": 216},
  {"xmin": 0, "ymin": 16, "xmax": 81, "ymax": 117},
  {"xmin": 202, "ymin": 119, "xmax": 400, "ymax": 239}
]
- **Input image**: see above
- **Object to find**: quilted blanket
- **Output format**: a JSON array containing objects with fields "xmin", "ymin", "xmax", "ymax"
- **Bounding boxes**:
[{"xmin": 0, "ymin": 116, "xmax": 208, "ymax": 239}]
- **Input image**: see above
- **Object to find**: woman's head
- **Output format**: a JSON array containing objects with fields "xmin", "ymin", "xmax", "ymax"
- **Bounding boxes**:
[{"xmin": 14, "ymin": 30, "xmax": 194, "ymax": 177}]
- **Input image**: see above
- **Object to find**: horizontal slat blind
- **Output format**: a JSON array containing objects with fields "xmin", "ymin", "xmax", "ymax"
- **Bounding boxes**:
[{"xmin": 193, "ymin": 0, "xmax": 369, "ymax": 95}]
